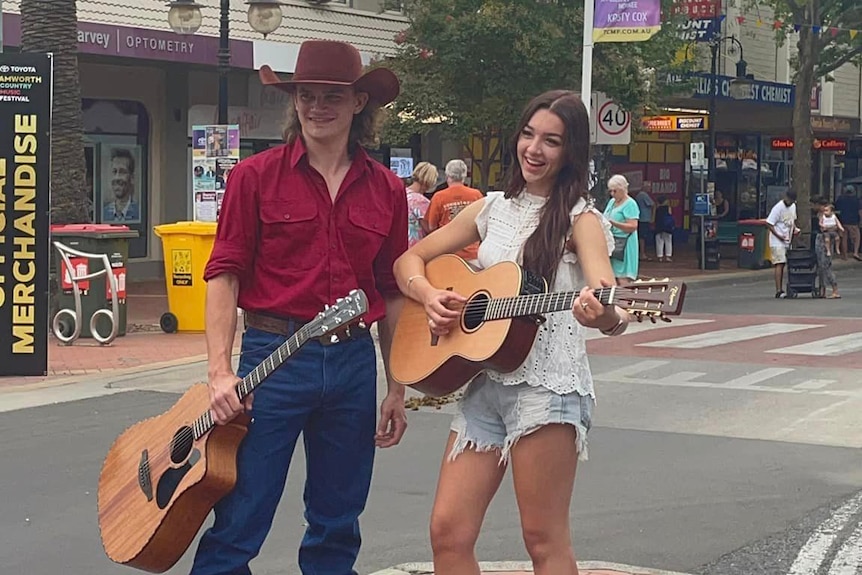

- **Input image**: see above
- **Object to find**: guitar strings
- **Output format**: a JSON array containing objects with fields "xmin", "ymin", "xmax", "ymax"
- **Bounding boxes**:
[
  {"xmin": 455, "ymin": 287, "xmax": 616, "ymax": 315},
  {"xmin": 145, "ymin": 314, "xmax": 332, "ymax": 466}
]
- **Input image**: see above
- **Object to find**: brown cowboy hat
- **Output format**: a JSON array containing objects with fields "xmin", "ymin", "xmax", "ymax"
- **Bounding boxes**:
[{"xmin": 259, "ymin": 40, "xmax": 400, "ymax": 105}]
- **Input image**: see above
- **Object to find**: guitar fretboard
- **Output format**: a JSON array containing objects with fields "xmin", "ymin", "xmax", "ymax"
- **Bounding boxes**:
[
  {"xmin": 482, "ymin": 287, "xmax": 615, "ymax": 321},
  {"xmin": 190, "ymin": 323, "xmax": 314, "ymax": 440}
]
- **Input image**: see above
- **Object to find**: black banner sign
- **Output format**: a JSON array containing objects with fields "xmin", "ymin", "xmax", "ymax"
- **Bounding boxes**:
[{"xmin": 0, "ymin": 53, "xmax": 52, "ymax": 376}]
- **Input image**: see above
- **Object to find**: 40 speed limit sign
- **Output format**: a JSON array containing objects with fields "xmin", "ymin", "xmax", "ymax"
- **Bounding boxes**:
[{"xmin": 595, "ymin": 93, "xmax": 631, "ymax": 145}]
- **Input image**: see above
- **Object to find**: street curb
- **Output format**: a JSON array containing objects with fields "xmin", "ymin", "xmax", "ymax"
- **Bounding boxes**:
[
  {"xmin": 667, "ymin": 256, "xmax": 859, "ymax": 288},
  {"xmin": 0, "ymin": 352, "xmax": 220, "ymax": 394},
  {"xmin": 369, "ymin": 560, "xmax": 693, "ymax": 574}
]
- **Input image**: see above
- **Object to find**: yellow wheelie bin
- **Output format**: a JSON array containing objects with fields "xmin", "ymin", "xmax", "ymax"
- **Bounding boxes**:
[{"xmin": 153, "ymin": 221, "xmax": 218, "ymax": 333}]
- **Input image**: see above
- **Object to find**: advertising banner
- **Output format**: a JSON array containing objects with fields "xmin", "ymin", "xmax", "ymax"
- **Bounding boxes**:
[
  {"xmin": 594, "ymin": 0, "xmax": 662, "ymax": 43},
  {"xmin": 191, "ymin": 125, "xmax": 240, "ymax": 222},
  {"xmin": 0, "ymin": 53, "xmax": 52, "ymax": 376}
]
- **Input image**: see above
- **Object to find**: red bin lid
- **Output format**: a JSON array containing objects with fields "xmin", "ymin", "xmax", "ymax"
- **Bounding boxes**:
[{"xmin": 51, "ymin": 223, "xmax": 131, "ymax": 233}]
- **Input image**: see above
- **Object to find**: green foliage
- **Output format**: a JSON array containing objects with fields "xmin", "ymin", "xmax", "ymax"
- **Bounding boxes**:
[{"xmin": 378, "ymin": 0, "xmax": 691, "ymax": 146}]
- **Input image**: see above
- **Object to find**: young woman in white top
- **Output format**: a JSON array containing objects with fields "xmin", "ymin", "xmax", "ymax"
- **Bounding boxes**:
[{"xmin": 393, "ymin": 90, "xmax": 634, "ymax": 575}]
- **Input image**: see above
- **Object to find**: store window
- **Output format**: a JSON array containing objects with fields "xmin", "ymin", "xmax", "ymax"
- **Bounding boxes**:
[
  {"xmin": 760, "ymin": 137, "xmax": 793, "ymax": 215},
  {"xmin": 82, "ymin": 99, "xmax": 150, "ymax": 259}
]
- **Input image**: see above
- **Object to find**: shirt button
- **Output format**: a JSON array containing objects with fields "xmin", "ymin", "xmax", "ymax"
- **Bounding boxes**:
[
  {"xmin": 331, "ymin": 243, "xmax": 337, "ymax": 249},
  {"xmin": 283, "ymin": 214, "xmax": 291, "ymax": 220}
]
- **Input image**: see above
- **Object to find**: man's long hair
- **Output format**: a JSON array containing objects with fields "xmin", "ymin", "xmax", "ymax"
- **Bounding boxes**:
[
  {"xmin": 503, "ymin": 90, "xmax": 592, "ymax": 286},
  {"xmin": 282, "ymin": 95, "xmax": 386, "ymax": 152}
]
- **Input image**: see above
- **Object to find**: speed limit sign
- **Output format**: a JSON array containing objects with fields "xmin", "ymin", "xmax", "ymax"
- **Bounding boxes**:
[{"xmin": 595, "ymin": 93, "xmax": 631, "ymax": 145}]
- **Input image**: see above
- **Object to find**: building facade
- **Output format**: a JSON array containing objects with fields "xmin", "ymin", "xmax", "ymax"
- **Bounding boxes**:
[
  {"xmin": 610, "ymin": 1, "xmax": 862, "ymax": 237},
  {"xmin": 2, "ymin": 0, "xmax": 407, "ymax": 278}
]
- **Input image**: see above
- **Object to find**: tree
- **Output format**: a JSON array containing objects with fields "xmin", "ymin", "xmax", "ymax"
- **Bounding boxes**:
[
  {"xmin": 759, "ymin": 0, "xmax": 862, "ymax": 232},
  {"xmin": 20, "ymin": 0, "xmax": 91, "ymax": 224},
  {"xmin": 379, "ymin": 0, "xmax": 690, "ymax": 191}
]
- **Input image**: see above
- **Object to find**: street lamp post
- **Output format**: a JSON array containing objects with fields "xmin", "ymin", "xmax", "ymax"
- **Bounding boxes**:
[
  {"xmin": 707, "ymin": 35, "xmax": 753, "ymax": 187},
  {"xmin": 167, "ymin": 0, "xmax": 285, "ymax": 125}
]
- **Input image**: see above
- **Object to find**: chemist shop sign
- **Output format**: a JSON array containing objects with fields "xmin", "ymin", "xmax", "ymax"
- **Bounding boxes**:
[{"xmin": 0, "ymin": 53, "xmax": 52, "ymax": 376}]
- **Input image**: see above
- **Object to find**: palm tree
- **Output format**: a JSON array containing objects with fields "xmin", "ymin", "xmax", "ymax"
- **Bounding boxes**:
[{"xmin": 20, "ymin": 0, "xmax": 90, "ymax": 224}]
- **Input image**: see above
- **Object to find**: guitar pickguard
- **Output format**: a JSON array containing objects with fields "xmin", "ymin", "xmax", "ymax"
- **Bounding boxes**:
[
  {"xmin": 155, "ymin": 448, "xmax": 201, "ymax": 509},
  {"xmin": 520, "ymin": 268, "xmax": 548, "ymax": 296},
  {"xmin": 520, "ymin": 267, "xmax": 549, "ymax": 324}
]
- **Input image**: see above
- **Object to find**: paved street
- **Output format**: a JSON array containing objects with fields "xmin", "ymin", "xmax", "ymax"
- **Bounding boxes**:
[{"xmin": 2, "ymin": 264, "xmax": 862, "ymax": 575}]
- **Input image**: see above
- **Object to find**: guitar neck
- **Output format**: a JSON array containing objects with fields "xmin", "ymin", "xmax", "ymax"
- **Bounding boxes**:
[
  {"xmin": 483, "ymin": 287, "xmax": 615, "ymax": 321},
  {"xmin": 191, "ymin": 323, "xmax": 315, "ymax": 439}
]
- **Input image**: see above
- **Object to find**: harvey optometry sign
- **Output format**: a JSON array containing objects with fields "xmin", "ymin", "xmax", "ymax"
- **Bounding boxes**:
[{"xmin": 2, "ymin": 13, "xmax": 254, "ymax": 68}]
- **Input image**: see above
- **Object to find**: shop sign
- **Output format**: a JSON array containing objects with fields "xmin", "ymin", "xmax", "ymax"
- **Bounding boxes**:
[
  {"xmin": 641, "ymin": 115, "xmax": 709, "ymax": 132},
  {"xmin": 683, "ymin": 74, "xmax": 795, "ymax": 107},
  {"xmin": 2, "ymin": 13, "xmax": 254, "ymax": 68},
  {"xmin": 770, "ymin": 138, "xmax": 848, "ymax": 151},
  {"xmin": 770, "ymin": 138, "xmax": 794, "ymax": 150},
  {"xmin": 672, "ymin": 0, "xmax": 721, "ymax": 19},
  {"xmin": 814, "ymin": 138, "xmax": 847, "ymax": 152},
  {"xmin": 676, "ymin": 17, "xmax": 724, "ymax": 42},
  {"xmin": 0, "ymin": 53, "xmax": 52, "ymax": 376},
  {"xmin": 811, "ymin": 115, "xmax": 858, "ymax": 134}
]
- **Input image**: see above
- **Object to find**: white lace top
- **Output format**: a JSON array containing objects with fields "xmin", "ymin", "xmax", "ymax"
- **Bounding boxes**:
[{"xmin": 475, "ymin": 191, "xmax": 614, "ymax": 397}]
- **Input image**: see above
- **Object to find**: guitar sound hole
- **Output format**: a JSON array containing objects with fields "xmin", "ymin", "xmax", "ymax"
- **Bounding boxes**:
[
  {"xmin": 463, "ymin": 293, "xmax": 489, "ymax": 331},
  {"xmin": 170, "ymin": 427, "xmax": 195, "ymax": 465}
]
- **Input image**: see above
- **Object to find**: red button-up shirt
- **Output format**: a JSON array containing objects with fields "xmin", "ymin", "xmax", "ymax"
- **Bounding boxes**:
[{"xmin": 203, "ymin": 139, "xmax": 408, "ymax": 324}]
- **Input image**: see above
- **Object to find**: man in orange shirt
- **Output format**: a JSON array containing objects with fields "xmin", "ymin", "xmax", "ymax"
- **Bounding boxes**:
[{"xmin": 424, "ymin": 159, "xmax": 484, "ymax": 265}]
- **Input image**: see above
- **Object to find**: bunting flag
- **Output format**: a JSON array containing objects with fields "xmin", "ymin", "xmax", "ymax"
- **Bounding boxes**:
[
  {"xmin": 772, "ymin": 20, "xmax": 862, "ymax": 38},
  {"xmin": 729, "ymin": 4, "xmax": 862, "ymax": 39}
]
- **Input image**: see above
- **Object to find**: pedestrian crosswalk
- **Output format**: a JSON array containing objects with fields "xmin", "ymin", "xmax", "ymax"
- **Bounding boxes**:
[{"xmin": 586, "ymin": 314, "xmax": 862, "ymax": 369}]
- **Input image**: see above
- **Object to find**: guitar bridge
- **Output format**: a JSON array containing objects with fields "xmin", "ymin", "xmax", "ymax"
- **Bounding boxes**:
[{"xmin": 138, "ymin": 449, "xmax": 153, "ymax": 502}]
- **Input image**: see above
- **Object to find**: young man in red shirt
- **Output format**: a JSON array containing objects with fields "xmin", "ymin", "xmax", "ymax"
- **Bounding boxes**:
[{"xmin": 192, "ymin": 40, "xmax": 408, "ymax": 575}]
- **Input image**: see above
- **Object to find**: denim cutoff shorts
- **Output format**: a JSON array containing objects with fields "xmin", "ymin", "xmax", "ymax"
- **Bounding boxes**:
[{"xmin": 449, "ymin": 374, "xmax": 595, "ymax": 465}]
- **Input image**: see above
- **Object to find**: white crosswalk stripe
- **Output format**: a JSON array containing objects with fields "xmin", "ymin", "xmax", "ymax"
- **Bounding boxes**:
[
  {"xmin": 768, "ymin": 334, "xmax": 862, "ymax": 357},
  {"xmin": 583, "ymin": 318, "xmax": 714, "ymax": 341},
  {"xmin": 638, "ymin": 323, "xmax": 823, "ymax": 349}
]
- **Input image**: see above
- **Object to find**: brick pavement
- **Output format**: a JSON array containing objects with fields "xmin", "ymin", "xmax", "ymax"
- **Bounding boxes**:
[{"xmin": 0, "ymin": 280, "xmax": 239, "ymax": 389}]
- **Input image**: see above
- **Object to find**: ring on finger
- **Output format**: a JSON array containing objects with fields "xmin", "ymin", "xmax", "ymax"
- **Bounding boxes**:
[{"xmin": 580, "ymin": 301, "xmax": 589, "ymax": 310}]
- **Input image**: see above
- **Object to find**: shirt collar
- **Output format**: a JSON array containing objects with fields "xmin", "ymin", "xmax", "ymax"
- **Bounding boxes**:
[{"xmin": 289, "ymin": 136, "xmax": 372, "ymax": 176}]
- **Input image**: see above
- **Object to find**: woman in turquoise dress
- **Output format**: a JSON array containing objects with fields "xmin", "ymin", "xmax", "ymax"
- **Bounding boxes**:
[{"xmin": 603, "ymin": 174, "xmax": 640, "ymax": 284}]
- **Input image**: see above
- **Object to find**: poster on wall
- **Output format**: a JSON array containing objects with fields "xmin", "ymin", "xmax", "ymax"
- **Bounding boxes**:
[
  {"xmin": 0, "ymin": 52, "xmax": 52, "ymax": 376},
  {"xmin": 191, "ymin": 124, "xmax": 240, "ymax": 222},
  {"xmin": 646, "ymin": 164, "xmax": 685, "ymax": 228},
  {"xmin": 100, "ymin": 144, "xmax": 143, "ymax": 223}
]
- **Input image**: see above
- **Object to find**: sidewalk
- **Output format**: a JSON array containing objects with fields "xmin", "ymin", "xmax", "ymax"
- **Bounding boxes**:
[
  {"xmin": 371, "ymin": 561, "xmax": 692, "ymax": 575},
  {"xmin": 0, "ymin": 279, "xmax": 240, "ymax": 390}
]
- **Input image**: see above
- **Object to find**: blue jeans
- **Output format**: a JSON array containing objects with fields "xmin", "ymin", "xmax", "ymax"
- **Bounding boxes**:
[{"xmin": 190, "ymin": 326, "xmax": 378, "ymax": 575}]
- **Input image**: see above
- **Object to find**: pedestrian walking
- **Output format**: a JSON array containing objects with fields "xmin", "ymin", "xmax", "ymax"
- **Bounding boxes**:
[{"xmin": 603, "ymin": 174, "xmax": 640, "ymax": 284}]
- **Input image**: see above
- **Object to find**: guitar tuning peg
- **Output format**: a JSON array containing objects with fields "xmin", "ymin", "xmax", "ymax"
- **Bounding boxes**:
[
  {"xmin": 330, "ymin": 334, "xmax": 340, "ymax": 344},
  {"xmin": 337, "ymin": 298, "xmax": 343, "ymax": 303},
  {"xmin": 358, "ymin": 320, "xmax": 367, "ymax": 329}
]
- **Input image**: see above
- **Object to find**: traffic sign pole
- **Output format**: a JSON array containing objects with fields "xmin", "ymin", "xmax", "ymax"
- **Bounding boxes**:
[{"xmin": 581, "ymin": 0, "xmax": 594, "ymax": 118}]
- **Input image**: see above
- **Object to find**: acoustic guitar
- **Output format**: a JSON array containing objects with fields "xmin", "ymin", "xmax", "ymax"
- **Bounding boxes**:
[
  {"xmin": 97, "ymin": 289, "xmax": 369, "ymax": 573},
  {"xmin": 390, "ymin": 255, "xmax": 686, "ymax": 398}
]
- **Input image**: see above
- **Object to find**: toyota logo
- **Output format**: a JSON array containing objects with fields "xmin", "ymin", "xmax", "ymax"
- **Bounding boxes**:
[{"xmin": 0, "ymin": 66, "xmax": 9, "ymax": 73}]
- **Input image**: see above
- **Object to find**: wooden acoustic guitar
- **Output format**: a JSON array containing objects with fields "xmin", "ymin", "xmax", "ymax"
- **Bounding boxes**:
[
  {"xmin": 390, "ymin": 255, "xmax": 686, "ymax": 398},
  {"xmin": 97, "ymin": 289, "xmax": 369, "ymax": 573}
]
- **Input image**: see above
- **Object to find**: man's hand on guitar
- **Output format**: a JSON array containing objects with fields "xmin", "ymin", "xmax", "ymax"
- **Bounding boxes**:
[
  {"xmin": 208, "ymin": 370, "xmax": 250, "ymax": 425},
  {"xmin": 422, "ymin": 288, "xmax": 467, "ymax": 336}
]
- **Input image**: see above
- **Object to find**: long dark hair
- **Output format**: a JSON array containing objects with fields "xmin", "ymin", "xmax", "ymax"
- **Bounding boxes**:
[{"xmin": 503, "ymin": 90, "xmax": 591, "ymax": 285}]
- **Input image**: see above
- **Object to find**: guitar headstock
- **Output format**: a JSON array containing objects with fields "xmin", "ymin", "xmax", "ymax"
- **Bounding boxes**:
[
  {"xmin": 308, "ymin": 289, "xmax": 370, "ymax": 339},
  {"xmin": 609, "ymin": 278, "xmax": 687, "ymax": 323}
]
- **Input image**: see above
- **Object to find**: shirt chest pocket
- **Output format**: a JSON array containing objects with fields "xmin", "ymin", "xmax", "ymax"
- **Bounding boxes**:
[
  {"xmin": 343, "ymin": 205, "xmax": 390, "ymax": 263},
  {"xmin": 260, "ymin": 201, "xmax": 322, "ymax": 270}
]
